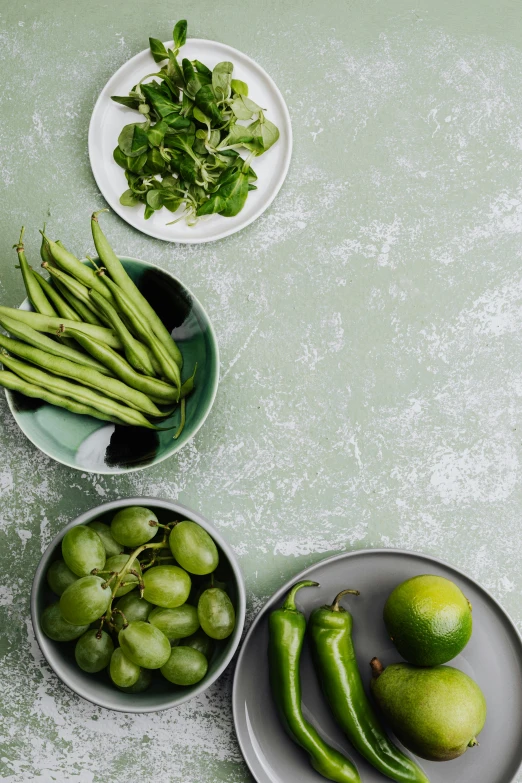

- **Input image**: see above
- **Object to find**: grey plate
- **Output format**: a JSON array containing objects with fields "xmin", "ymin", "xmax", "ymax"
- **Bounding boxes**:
[{"xmin": 233, "ymin": 549, "xmax": 522, "ymax": 783}]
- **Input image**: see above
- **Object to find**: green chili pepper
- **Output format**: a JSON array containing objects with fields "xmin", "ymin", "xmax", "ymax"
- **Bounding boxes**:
[
  {"xmin": 268, "ymin": 581, "xmax": 361, "ymax": 783},
  {"xmin": 309, "ymin": 591, "xmax": 430, "ymax": 783}
]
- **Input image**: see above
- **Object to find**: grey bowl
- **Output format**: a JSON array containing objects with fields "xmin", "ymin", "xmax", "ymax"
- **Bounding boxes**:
[
  {"xmin": 233, "ymin": 548, "xmax": 522, "ymax": 783},
  {"xmin": 31, "ymin": 497, "xmax": 245, "ymax": 713}
]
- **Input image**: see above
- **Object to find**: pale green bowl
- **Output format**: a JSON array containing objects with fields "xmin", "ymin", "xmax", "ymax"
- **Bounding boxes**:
[
  {"xmin": 4, "ymin": 257, "xmax": 219, "ymax": 473},
  {"xmin": 31, "ymin": 497, "xmax": 246, "ymax": 713}
]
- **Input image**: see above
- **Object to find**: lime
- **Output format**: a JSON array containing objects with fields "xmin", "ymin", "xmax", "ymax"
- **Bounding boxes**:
[{"xmin": 383, "ymin": 574, "xmax": 472, "ymax": 666}]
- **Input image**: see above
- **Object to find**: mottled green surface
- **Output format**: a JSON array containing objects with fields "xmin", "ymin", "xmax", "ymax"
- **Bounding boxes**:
[{"xmin": 0, "ymin": 1, "xmax": 521, "ymax": 781}]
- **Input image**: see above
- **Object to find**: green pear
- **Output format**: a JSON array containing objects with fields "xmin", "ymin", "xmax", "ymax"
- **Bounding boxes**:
[{"xmin": 370, "ymin": 659, "xmax": 486, "ymax": 761}]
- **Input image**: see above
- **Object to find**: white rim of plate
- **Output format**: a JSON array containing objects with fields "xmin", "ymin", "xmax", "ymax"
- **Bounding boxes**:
[{"xmin": 88, "ymin": 38, "xmax": 293, "ymax": 244}]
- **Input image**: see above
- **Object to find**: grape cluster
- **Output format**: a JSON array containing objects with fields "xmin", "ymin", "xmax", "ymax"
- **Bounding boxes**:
[{"xmin": 41, "ymin": 507, "xmax": 236, "ymax": 693}]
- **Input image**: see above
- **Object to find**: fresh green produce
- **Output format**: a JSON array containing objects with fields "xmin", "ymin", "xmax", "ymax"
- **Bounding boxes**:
[
  {"xmin": 268, "ymin": 581, "xmax": 361, "ymax": 783},
  {"xmin": 169, "ymin": 520, "xmax": 219, "ymax": 575},
  {"xmin": 0, "ymin": 215, "xmax": 195, "ymax": 439},
  {"xmin": 111, "ymin": 506, "xmax": 158, "ymax": 547},
  {"xmin": 46, "ymin": 559, "xmax": 78, "ymax": 596},
  {"xmin": 62, "ymin": 525, "xmax": 106, "ymax": 577},
  {"xmin": 309, "ymin": 590, "xmax": 429, "ymax": 783},
  {"xmin": 160, "ymin": 646, "xmax": 208, "ymax": 685},
  {"xmin": 119, "ymin": 621, "xmax": 171, "ymax": 668},
  {"xmin": 149, "ymin": 604, "xmax": 199, "ymax": 640},
  {"xmin": 60, "ymin": 575, "xmax": 112, "ymax": 625},
  {"xmin": 110, "ymin": 647, "xmax": 141, "ymax": 688},
  {"xmin": 198, "ymin": 587, "xmax": 235, "ymax": 640},
  {"xmin": 142, "ymin": 565, "xmax": 191, "ymax": 608},
  {"xmin": 111, "ymin": 19, "xmax": 279, "ymax": 225},
  {"xmin": 40, "ymin": 512, "xmax": 234, "ymax": 693},
  {"xmin": 383, "ymin": 575, "xmax": 473, "ymax": 666},
  {"xmin": 75, "ymin": 629, "xmax": 114, "ymax": 673},
  {"xmin": 181, "ymin": 629, "xmax": 214, "ymax": 659},
  {"xmin": 88, "ymin": 520, "xmax": 124, "ymax": 557},
  {"xmin": 104, "ymin": 554, "xmax": 142, "ymax": 597},
  {"xmin": 41, "ymin": 603, "xmax": 89, "ymax": 641},
  {"xmin": 370, "ymin": 659, "xmax": 487, "ymax": 761},
  {"xmin": 117, "ymin": 667, "xmax": 152, "ymax": 693}
]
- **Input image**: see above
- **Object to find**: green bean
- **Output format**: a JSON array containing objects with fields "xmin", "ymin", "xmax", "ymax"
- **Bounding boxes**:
[
  {"xmin": 102, "ymin": 276, "xmax": 181, "ymax": 389},
  {"xmin": 0, "ymin": 370, "xmax": 126, "ymax": 426},
  {"xmin": 0, "ymin": 353, "xmax": 158, "ymax": 429},
  {"xmin": 65, "ymin": 328, "xmax": 179, "ymax": 403},
  {"xmin": 40, "ymin": 226, "xmax": 55, "ymax": 267},
  {"xmin": 40, "ymin": 231, "xmax": 114, "ymax": 302},
  {"xmin": 92, "ymin": 210, "xmax": 183, "ymax": 368},
  {"xmin": 42, "ymin": 263, "xmax": 105, "ymax": 326},
  {"xmin": 89, "ymin": 290, "xmax": 156, "ymax": 377},
  {"xmin": 0, "ymin": 333, "xmax": 166, "ymax": 417},
  {"xmin": 0, "ymin": 306, "xmax": 122, "ymax": 349},
  {"xmin": 0, "ymin": 315, "xmax": 112, "ymax": 377},
  {"xmin": 15, "ymin": 228, "xmax": 57, "ymax": 317},
  {"xmin": 51, "ymin": 279, "xmax": 104, "ymax": 326},
  {"xmin": 173, "ymin": 398, "xmax": 186, "ymax": 440},
  {"xmin": 32, "ymin": 272, "xmax": 80, "ymax": 322},
  {"xmin": 180, "ymin": 364, "xmax": 197, "ymax": 399}
]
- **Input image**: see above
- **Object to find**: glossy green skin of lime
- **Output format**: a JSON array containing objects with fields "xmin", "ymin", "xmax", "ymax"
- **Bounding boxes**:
[
  {"xmin": 117, "ymin": 667, "xmax": 152, "ymax": 693},
  {"xmin": 149, "ymin": 605, "xmax": 200, "ymax": 641},
  {"xmin": 198, "ymin": 588, "xmax": 236, "ymax": 640},
  {"xmin": 75, "ymin": 629, "xmax": 114, "ymax": 673},
  {"xmin": 169, "ymin": 521, "xmax": 219, "ymax": 576},
  {"xmin": 110, "ymin": 506, "xmax": 158, "ymax": 547},
  {"xmin": 384, "ymin": 574, "xmax": 473, "ymax": 666},
  {"xmin": 181, "ymin": 630, "xmax": 215, "ymax": 660},
  {"xmin": 41, "ymin": 602, "xmax": 89, "ymax": 641},
  {"xmin": 371, "ymin": 663, "xmax": 487, "ymax": 761},
  {"xmin": 61, "ymin": 525, "xmax": 106, "ymax": 577},
  {"xmin": 142, "ymin": 565, "xmax": 191, "ymax": 608},
  {"xmin": 46, "ymin": 559, "xmax": 78, "ymax": 596},
  {"xmin": 59, "ymin": 575, "xmax": 111, "ymax": 625},
  {"xmin": 105, "ymin": 554, "xmax": 141, "ymax": 597},
  {"xmin": 87, "ymin": 520, "xmax": 124, "ymax": 557},
  {"xmin": 113, "ymin": 593, "xmax": 153, "ymax": 632},
  {"xmin": 160, "ymin": 646, "xmax": 208, "ymax": 685},
  {"xmin": 109, "ymin": 647, "xmax": 140, "ymax": 688},
  {"xmin": 118, "ymin": 621, "xmax": 171, "ymax": 668}
]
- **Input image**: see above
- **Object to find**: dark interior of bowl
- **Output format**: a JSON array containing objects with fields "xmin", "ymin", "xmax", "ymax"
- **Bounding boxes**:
[
  {"xmin": 34, "ymin": 506, "xmax": 239, "ymax": 710},
  {"xmin": 7, "ymin": 258, "xmax": 218, "ymax": 473}
]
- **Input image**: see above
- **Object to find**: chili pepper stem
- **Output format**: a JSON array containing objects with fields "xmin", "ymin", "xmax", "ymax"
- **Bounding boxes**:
[
  {"xmin": 330, "ymin": 589, "xmax": 360, "ymax": 612},
  {"xmin": 281, "ymin": 580, "xmax": 319, "ymax": 611},
  {"xmin": 370, "ymin": 657, "xmax": 384, "ymax": 679}
]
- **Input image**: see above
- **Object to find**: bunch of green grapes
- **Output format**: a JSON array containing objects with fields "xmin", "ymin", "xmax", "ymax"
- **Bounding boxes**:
[{"xmin": 42, "ymin": 507, "xmax": 236, "ymax": 692}]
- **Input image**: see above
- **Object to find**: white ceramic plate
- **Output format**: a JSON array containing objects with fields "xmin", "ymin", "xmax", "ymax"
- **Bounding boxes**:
[{"xmin": 89, "ymin": 38, "xmax": 292, "ymax": 243}]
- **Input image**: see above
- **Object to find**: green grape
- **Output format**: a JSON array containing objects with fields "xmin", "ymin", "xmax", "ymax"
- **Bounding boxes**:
[
  {"xmin": 60, "ymin": 575, "xmax": 111, "ymax": 625},
  {"xmin": 105, "ymin": 554, "xmax": 141, "ymax": 597},
  {"xmin": 110, "ymin": 506, "xmax": 158, "ymax": 547},
  {"xmin": 117, "ymin": 667, "xmax": 152, "ymax": 693},
  {"xmin": 181, "ymin": 630, "xmax": 215, "ymax": 660},
  {"xmin": 169, "ymin": 521, "xmax": 219, "ymax": 575},
  {"xmin": 192, "ymin": 577, "xmax": 227, "ymax": 606},
  {"xmin": 41, "ymin": 602, "xmax": 89, "ymax": 641},
  {"xmin": 160, "ymin": 646, "xmax": 208, "ymax": 686},
  {"xmin": 118, "ymin": 621, "xmax": 171, "ymax": 668},
  {"xmin": 46, "ymin": 559, "xmax": 78, "ymax": 596},
  {"xmin": 142, "ymin": 565, "xmax": 191, "ymax": 608},
  {"xmin": 113, "ymin": 592, "xmax": 153, "ymax": 632},
  {"xmin": 198, "ymin": 588, "xmax": 236, "ymax": 640},
  {"xmin": 149, "ymin": 605, "xmax": 199, "ymax": 641},
  {"xmin": 109, "ymin": 647, "xmax": 140, "ymax": 688},
  {"xmin": 62, "ymin": 525, "xmax": 106, "ymax": 577},
  {"xmin": 88, "ymin": 520, "xmax": 124, "ymax": 557},
  {"xmin": 75, "ymin": 629, "xmax": 114, "ymax": 673}
]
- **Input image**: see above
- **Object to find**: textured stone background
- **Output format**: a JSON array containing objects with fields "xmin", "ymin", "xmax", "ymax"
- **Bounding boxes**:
[{"xmin": 0, "ymin": 0, "xmax": 521, "ymax": 781}]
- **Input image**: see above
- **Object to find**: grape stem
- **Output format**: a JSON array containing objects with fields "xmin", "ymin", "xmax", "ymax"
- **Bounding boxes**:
[{"xmin": 99, "ymin": 536, "xmax": 170, "ymax": 633}]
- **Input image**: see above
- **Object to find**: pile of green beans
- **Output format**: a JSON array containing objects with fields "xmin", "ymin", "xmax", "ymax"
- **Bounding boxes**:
[{"xmin": 0, "ymin": 215, "xmax": 195, "ymax": 437}]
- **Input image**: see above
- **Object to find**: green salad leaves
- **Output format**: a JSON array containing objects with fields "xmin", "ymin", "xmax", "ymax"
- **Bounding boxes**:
[{"xmin": 111, "ymin": 20, "xmax": 280, "ymax": 225}]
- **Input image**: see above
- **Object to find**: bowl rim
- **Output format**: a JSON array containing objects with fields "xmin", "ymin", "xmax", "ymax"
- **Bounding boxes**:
[
  {"xmin": 31, "ymin": 496, "xmax": 245, "ymax": 713},
  {"xmin": 4, "ymin": 255, "xmax": 220, "ymax": 475}
]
